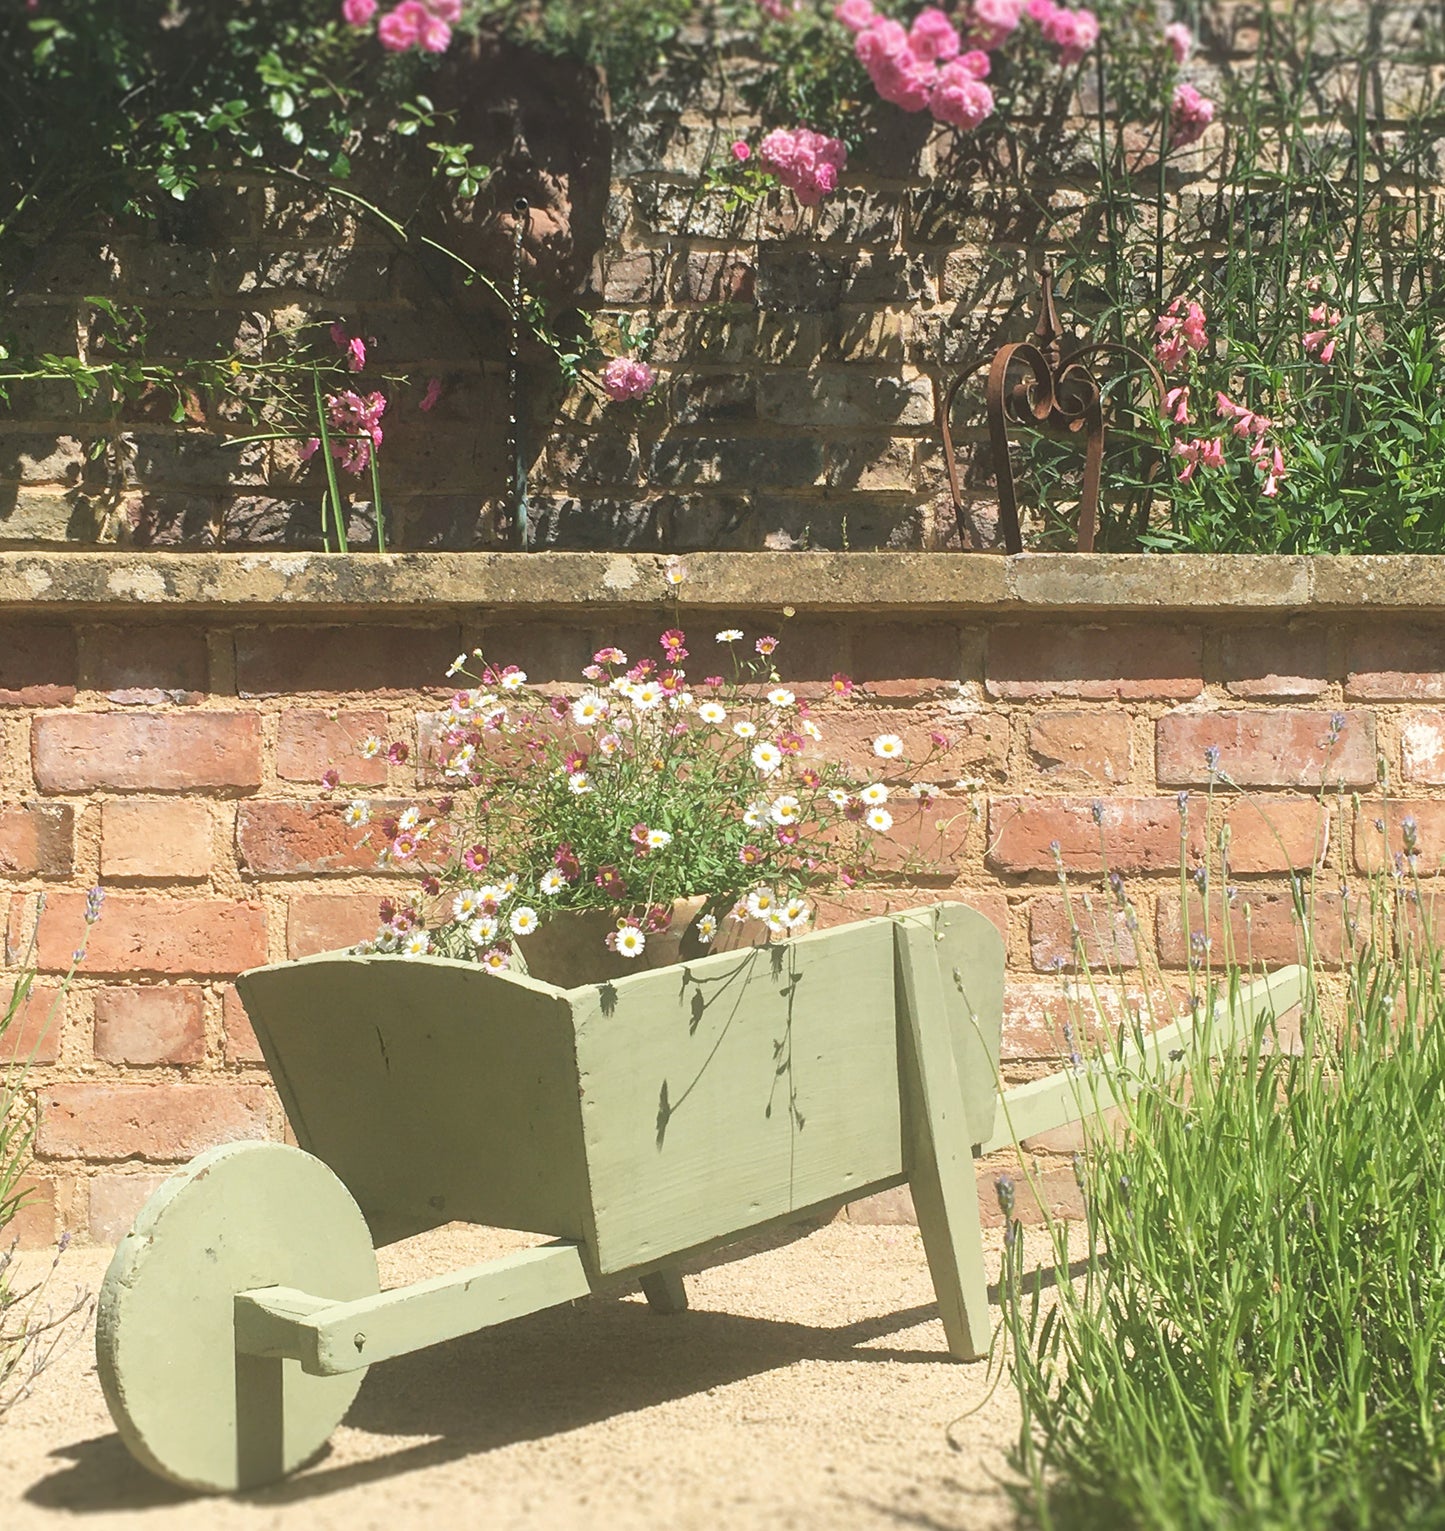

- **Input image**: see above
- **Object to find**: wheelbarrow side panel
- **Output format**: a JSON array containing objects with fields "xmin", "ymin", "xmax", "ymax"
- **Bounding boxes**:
[
  {"xmin": 572, "ymin": 916, "xmax": 904, "ymax": 1276},
  {"xmin": 236, "ymin": 956, "xmax": 592, "ymax": 1247}
]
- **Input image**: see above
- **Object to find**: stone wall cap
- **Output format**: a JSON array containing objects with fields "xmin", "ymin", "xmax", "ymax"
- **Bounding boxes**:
[{"xmin": 1, "ymin": 551, "xmax": 1443, "ymax": 616}]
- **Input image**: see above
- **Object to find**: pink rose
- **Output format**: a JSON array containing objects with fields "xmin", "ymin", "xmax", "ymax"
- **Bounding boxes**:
[
  {"xmin": 377, "ymin": 2, "xmax": 421, "ymax": 50},
  {"xmin": 1171, "ymin": 82, "xmax": 1215, "ymax": 147},
  {"xmin": 833, "ymin": 0, "xmax": 876, "ymax": 30},
  {"xmin": 909, "ymin": 7, "xmax": 962, "ymax": 62},
  {"xmin": 341, "ymin": 0, "xmax": 377, "ymax": 24},
  {"xmin": 930, "ymin": 63, "xmax": 994, "ymax": 130},
  {"xmin": 1164, "ymin": 21, "xmax": 1192, "ymax": 65}
]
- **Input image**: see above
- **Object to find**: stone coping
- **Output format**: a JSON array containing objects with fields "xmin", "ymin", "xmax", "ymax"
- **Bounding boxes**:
[{"xmin": 0, "ymin": 551, "xmax": 1440, "ymax": 616}]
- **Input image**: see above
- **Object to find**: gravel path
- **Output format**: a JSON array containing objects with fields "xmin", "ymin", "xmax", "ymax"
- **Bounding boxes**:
[{"xmin": 2, "ymin": 1220, "xmax": 1035, "ymax": 1531}]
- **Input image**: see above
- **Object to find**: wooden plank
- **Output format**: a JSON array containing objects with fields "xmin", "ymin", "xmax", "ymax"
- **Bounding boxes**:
[
  {"xmin": 575, "ymin": 917, "xmax": 904, "ymax": 1275},
  {"xmin": 236, "ymin": 1241, "xmax": 593, "ymax": 1378},
  {"xmin": 895, "ymin": 919, "xmax": 992, "ymax": 1361},
  {"xmin": 639, "ymin": 1269, "xmax": 689, "ymax": 1314},
  {"xmin": 979, "ymin": 966, "xmax": 1306, "ymax": 1156},
  {"xmin": 236, "ymin": 955, "xmax": 593, "ymax": 1246}
]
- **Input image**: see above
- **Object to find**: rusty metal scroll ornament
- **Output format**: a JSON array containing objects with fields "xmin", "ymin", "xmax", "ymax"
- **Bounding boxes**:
[{"xmin": 938, "ymin": 269, "xmax": 1166, "ymax": 553}]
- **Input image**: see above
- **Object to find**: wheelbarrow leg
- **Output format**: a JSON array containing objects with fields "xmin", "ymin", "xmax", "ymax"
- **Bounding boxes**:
[
  {"xmin": 896, "ymin": 921, "xmax": 992, "ymax": 1362},
  {"xmin": 639, "ymin": 1268, "xmax": 688, "ymax": 1314}
]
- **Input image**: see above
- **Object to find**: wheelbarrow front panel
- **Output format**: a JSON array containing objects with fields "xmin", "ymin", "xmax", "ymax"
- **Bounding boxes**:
[
  {"xmin": 571, "ymin": 916, "xmax": 904, "ymax": 1276},
  {"xmin": 236, "ymin": 956, "xmax": 591, "ymax": 1246}
]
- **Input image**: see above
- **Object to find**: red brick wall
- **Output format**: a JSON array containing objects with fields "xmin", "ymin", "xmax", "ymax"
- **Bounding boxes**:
[{"xmin": 2, "ymin": 590, "xmax": 1435, "ymax": 1241}]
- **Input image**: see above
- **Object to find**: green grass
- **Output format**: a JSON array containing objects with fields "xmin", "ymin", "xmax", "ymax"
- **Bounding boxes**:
[{"xmin": 1002, "ymin": 893, "xmax": 1445, "ymax": 1529}]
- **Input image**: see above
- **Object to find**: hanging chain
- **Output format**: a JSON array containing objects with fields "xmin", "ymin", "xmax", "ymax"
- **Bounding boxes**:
[{"xmin": 506, "ymin": 196, "xmax": 530, "ymax": 550}]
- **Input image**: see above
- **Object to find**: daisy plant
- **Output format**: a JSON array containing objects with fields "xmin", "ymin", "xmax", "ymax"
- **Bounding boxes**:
[{"xmin": 336, "ymin": 623, "xmax": 965, "ymax": 970}]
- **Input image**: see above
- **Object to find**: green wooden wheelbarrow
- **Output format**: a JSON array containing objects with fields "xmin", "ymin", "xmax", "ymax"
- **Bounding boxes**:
[{"xmin": 94, "ymin": 902, "xmax": 1302, "ymax": 1493}]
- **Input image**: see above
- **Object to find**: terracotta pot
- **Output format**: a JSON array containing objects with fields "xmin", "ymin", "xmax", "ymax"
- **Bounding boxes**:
[{"xmin": 515, "ymin": 896, "xmax": 765, "ymax": 986}]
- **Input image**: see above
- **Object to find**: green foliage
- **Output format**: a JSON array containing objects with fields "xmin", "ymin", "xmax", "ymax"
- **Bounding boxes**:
[{"xmin": 1001, "ymin": 843, "xmax": 1445, "ymax": 1527}]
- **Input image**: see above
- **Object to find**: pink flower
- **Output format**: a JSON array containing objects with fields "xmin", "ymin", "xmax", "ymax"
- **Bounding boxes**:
[
  {"xmin": 601, "ymin": 357, "xmax": 657, "ymax": 401},
  {"xmin": 856, "ymin": 20, "xmax": 936, "ymax": 112},
  {"xmin": 834, "ymin": 0, "xmax": 876, "ymax": 30},
  {"xmin": 377, "ymin": 2, "xmax": 422, "ymax": 50},
  {"xmin": 758, "ymin": 127, "xmax": 848, "ymax": 205},
  {"xmin": 1171, "ymin": 82, "xmax": 1215, "ymax": 147},
  {"xmin": 756, "ymin": 635, "xmax": 779, "ymax": 655},
  {"xmin": 300, "ymin": 437, "xmax": 320, "ymax": 461},
  {"xmin": 931, "ymin": 61, "xmax": 994, "ymax": 129},
  {"xmin": 1041, "ymin": 6, "xmax": 1098, "ymax": 65},
  {"xmin": 1163, "ymin": 21, "xmax": 1192, "ymax": 65},
  {"xmin": 341, "ymin": 0, "xmax": 377, "ymax": 24},
  {"xmin": 830, "ymin": 671, "xmax": 854, "ymax": 696},
  {"xmin": 758, "ymin": 0, "xmax": 800, "ymax": 17},
  {"xmin": 416, "ymin": 10, "xmax": 451, "ymax": 51},
  {"xmin": 732, "ymin": 140, "xmax": 752, "ymax": 162},
  {"xmin": 970, "ymin": 0, "xmax": 1025, "ymax": 49},
  {"xmin": 909, "ymin": 8, "xmax": 962, "ymax": 62},
  {"xmin": 1164, "ymin": 385, "xmax": 1191, "ymax": 424},
  {"xmin": 419, "ymin": 376, "xmax": 442, "ymax": 411},
  {"xmin": 346, "ymin": 336, "xmax": 367, "ymax": 372},
  {"xmin": 425, "ymin": 0, "xmax": 462, "ymax": 19},
  {"xmin": 1174, "ymin": 436, "xmax": 1224, "ymax": 483},
  {"xmin": 1259, "ymin": 445, "xmax": 1287, "ymax": 497},
  {"xmin": 1154, "ymin": 298, "xmax": 1207, "ymax": 372},
  {"xmin": 957, "ymin": 49, "xmax": 992, "ymax": 79}
]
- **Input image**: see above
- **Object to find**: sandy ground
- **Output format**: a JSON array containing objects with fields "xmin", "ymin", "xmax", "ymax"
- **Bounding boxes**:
[{"xmin": 1, "ymin": 1220, "xmax": 1040, "ymax": 1531}]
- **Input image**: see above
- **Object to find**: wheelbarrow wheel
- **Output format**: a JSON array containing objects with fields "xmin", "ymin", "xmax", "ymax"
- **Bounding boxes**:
[{"xmin": 96, "ymin": 1141, "xmax": 379, "ymax": 1493}]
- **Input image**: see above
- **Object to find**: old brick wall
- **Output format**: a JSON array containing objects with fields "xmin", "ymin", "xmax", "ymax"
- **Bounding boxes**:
[
  {"xmin": 3, "ymin": 551, "xmax": 1441, "ymax": 1241},
  {"xmin": 5, "ymin": 5, "xmax": 1441, "ymax": 552}
]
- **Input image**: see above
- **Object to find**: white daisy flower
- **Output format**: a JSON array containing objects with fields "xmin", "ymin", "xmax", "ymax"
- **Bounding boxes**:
[
  {"xmin": 598, "ymin": 733, "xmax": 622, "ymax": 757},
  {"xmin": 645, "ymin": 828, "xmax": 673, "ymax": 851},
  {"xmin": 343, "ymin": 801, "xmax": 370, "ymax": 828},
  {"xmin": 696, "ymin": 913, "xmax": 718, "ymax": 945},
  {"xmin": 477, "ymin": 884, "xmax": 506, "ymax": 907},
  {"xmin": 827, "ymin": 788, "xmax": 850, "ymax": 808},
  {"xmin": 716, "ymin": 629, "xmax": 744, "ymax": 643},
  {"xmin": 539, "ymin": 869, "xmax": 566, "ymax": 896},
  {"xmin": 398, "ymin": 805, "xmax": 422, "ymax": 831},
  {"xmin": 909, "ymin": 781, "xmax": 940, "ymax": 800},
  {"xmin": 499, "ymin": 873, "xmax": 519, "ymax": 898},
  {"xmin": 480, "ymin": 947, "xmax": 510, "ymax": 973},
  {"xmin": 467, "ymin": 915, "xmax": 499, "ymax": 945},
  {"xmin": 609, "ymin": 676, "xmax": 633, "ymax": 696},
  {"xmin": 453, "ymin": 888, "xmax": 486, "ymax": 920},
  {"xmin": 767, "ymin": 914, "xmax": 789, "ymax": 936},
  {"xmin": 866, "ymin": 806, "xmax": 893, "ymax": 833},
  {"xmin": 614, "ymin": 925, "xmax": 647, "ymax": 957},
  {"xmin": 568, "ymin": 772, "xmax": 594, "ymax": 795},
  {"xmin": 360, "ymin": 735, "xmax": 383, "ymax": 759},
  {"xmin": 743, "ymin": 801, "xmax": 766, "ymax": 828},
  {"xmin": 401, "ymin": 931, "xmax": 432, "ymax": 957},
  {"xmin": 499, "ymin": 669, "xmax": 528, "ymax": 691},
  {"xmin": 698, "ymin": 701, "xmax": 727, "ymax": 725},
  {"xmin": 733, "ymin": 720, "xmax": 758, "ymax": 739},
  {"xmin": 664, "ymin": 558, "xmax": 687, "ymax": 586},
  {"xmin": 873, "ymin": 734, "xmax": 905, "ymax": 760},
  {"xmin": 728, "ymin": 899, "xmax": 750, "ymax": 923},
  {"xmin": 632, "ymin": 681, "xmax": 664, "ymax": 710},
  {"xmin": 860, "ymin": 782, "xmax": 890, "ymax": 806},
  {"xmin": 745, "ymin": 887, "xmax": 777, "ymax": 920},
  {"xmin": 447, "ymin": 653, "xmax": 468, "ymax": 677},
  {"xmin": 751, "ymin": 742, "xmax": 783, "ymax": 776},
  {"xmin": 769, "ymin": 795, "xmax": 801, "ymax": 826},
  {"xmin": 767, "ymin": 687, "xmax": 795, "ymax": 708},
  {"xmin": 782, "ymin": 896, "xmax": 810, "ymax": 929},
  {"xmin": 440, "ymin": 705, "xmax": 467, "ymax": 731},
  {"xmin": 800, "ymin": 719, "xmax": 823, "ymax": 741},
  {"xmin": 954, "ymin": 776, "xmax": 985, "ymax": 792},
  {"xmin": 509, "ymin": 906, "xmax": 540, "ymax": 936},
  {"xmin": 445, "ymin": 743, "xmax": 476, "ymax": 777},
  {"xmin": 572, "ymin": 692, "xmax": 609, "ymax": 727}
]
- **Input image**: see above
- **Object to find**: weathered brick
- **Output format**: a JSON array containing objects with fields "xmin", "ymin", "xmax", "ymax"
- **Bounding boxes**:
[
  {"xmin": 286, "ymin": 893, "xmax": 380, "ymax": 958},
  {"xmin": 648, "ymin": 436, "xmax": 824, "ymax": 489},
  {"xmin": 987, "ymin": 625, "xmax": 1203, "ymax": 701},
  {"xmin": 0, "ymin": 981, "xmax": 64, "ymax": 1065},
  {"xmin": 9, "ymin": 1177, "xmax": 58, "ymax": 1249},
  {"xmin": 0, "ymin": 625, "xmax": 77, "ymax": 706},
  {"xmin": 673, "ymin": 251, "xmax": 756, "ymax": 305},
  {"xmin": 88, "ymin": 1174, "xmax": 168, "ymax": 1243},
  {"xmin": 276, "ymin": 709, "xmax": 391, "ymax": 786},
  {"xmin": 100, "ymin": 799, "xmax": 213, "ymax": 880},
  {"xmin": 757, "ymin": 369, "xmax": 934, "ymax": 428},
  {"xmin": 1156, "ymin": 710, "xmax": 1374, "ymax": 788},
  {"xmin": 1346, "ymin": 625, "xmax": 1445, "ymax": 701},
  {"xmin": 0, "ymin": 803, "xmax": 74, "ymax": 876},
  {"xmin": 87, "ymin": 623, "xmax": 208, "ymax": 705},
  {"xmin": 1353, "ymin": 800, "xmax": 1445, "ymax": 873},
  {"xmin": 1027, "ymin": 712, "xmax": 1132, "ymax": 784},
  {"xmin": 1029, "ymin": 895, "xmax": 1140, "ymax": 972},
  {"xmin": 1401, "ymin": 713, "xmax": 1445, "ymax": 783},
  {"xmin": 32, "ymin": 713, "xmax": 262, "ymax": 792},
  {"xmin": 861, "ymin": 795, "xmax": 982, "ymax": 874},
  {"xmin": 234, "ymin": 626, "xmax": 463, "ymax": 696},
  {"xmin": 221, "ymin": 984, "xmax": 265, "ymax": 1064},
  {"xmin": 850, "ymin": 623, "xmax": 962, "ymax": 698},
  {"xmin": 36, "ymin": 1083, "xmax": 269, "ymax": 1161},
  {"xmin": 1156, "ymin": 887, "xmax": 1343, "ymax": 968},
  {"xmin": 33, "ymin": 893, "xmax": 266, "ymax": 976},
  {"xmin": 1221, "ymin": 626, "xmax": 1330, "ymax": 699},
  {"xmin": 1214, "ymin": 797, "xmax": 1332, "ymax": 874},
  {"xmin": 990, "ymin": 796, "xmax": 1183, "ymax": 874},
  {"xmin": 811, "ymin": 888, "xmax": 1009, "ymax": 946},
  {"xmin": 810, "ymin": 708, "xmax": 1004, "ymax": 781},
  {"xmin": 92, "ymin": 986, "xmax": 206, "ymax": 1065},
  {"xmin": 236, "ymin": 800, "xmax": 393, "ymax": 877}
]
